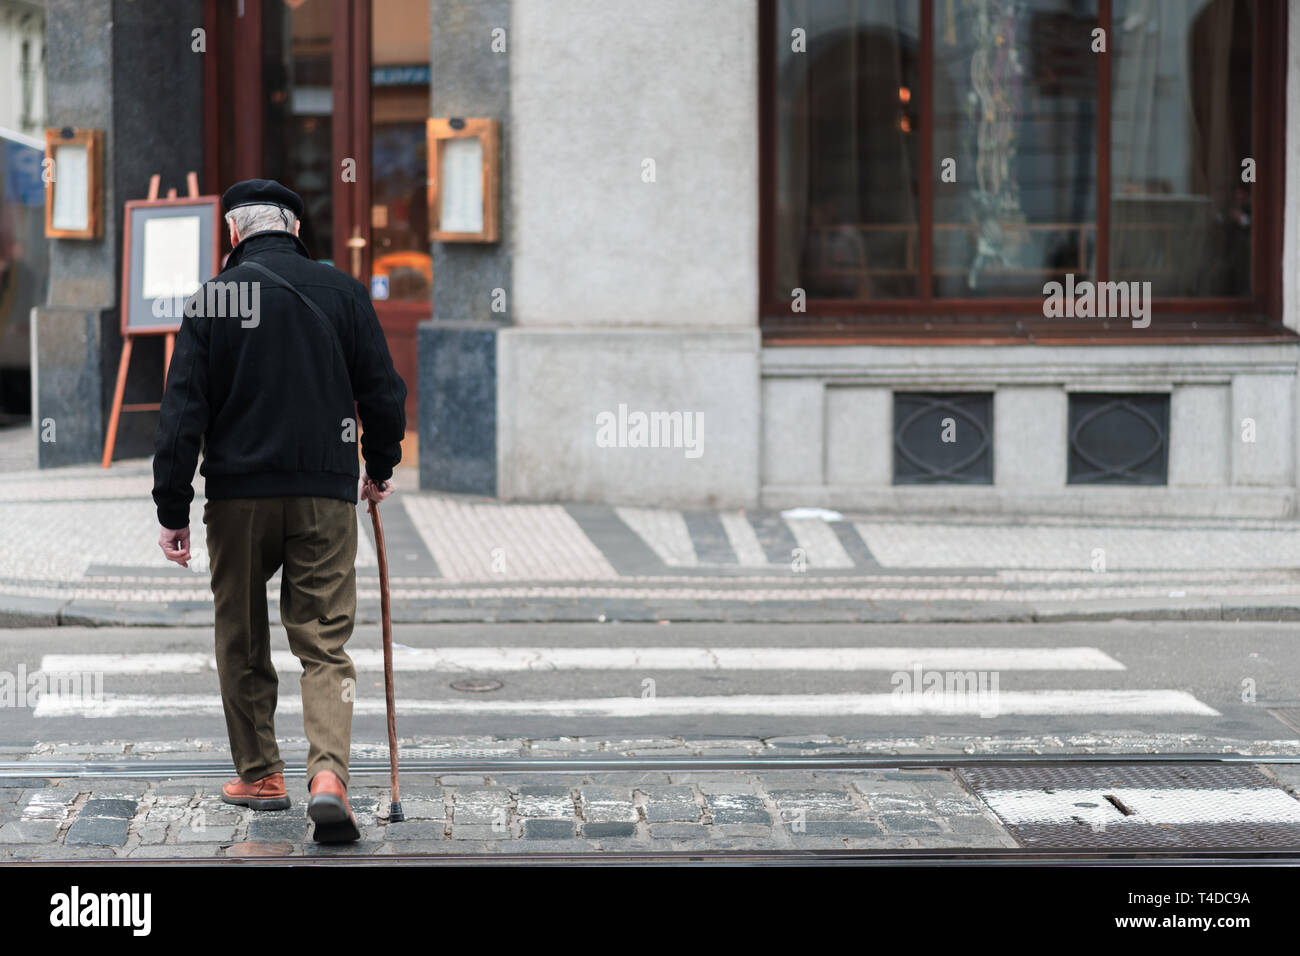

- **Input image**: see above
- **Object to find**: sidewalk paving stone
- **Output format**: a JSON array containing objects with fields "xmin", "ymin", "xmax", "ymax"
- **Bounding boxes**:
[
  {"xmin": 795, "ymin": 820, "xmax": 885, "ymax": 837},
  {"xmin": 879, "ymin": 814, "xmax": 944, "ymax": 834},
  {"xmin": 0, "ymin": 820, "xmax": 60, "ymax": 842},
  {"xmin": 386, "ymin": 797, "xmax": 445, "ymax": 820},
  {"xmin": 515, "ymin": 789, "xmax": 572, "ymax": 819},
  {"xmin": 707, "ymin": 795, "xmax": 770, "ymax": 824},
  {"xmin": 709, "ymin": 825, "xmax": 775, "ymax": 839},
  {"xmin": 80, "ymin": 798, "xmax": 137, "ymax": 819},
  {"xmin": 65, "ymin": 817, "xmax": 130, "ymax": 846},
  {"xmin": 135, "ymin": 823, "xmax": 169, "ymax": 845},
  {"xmin": 451, "ymin": 788, "xmax": 514, "ymax": 825},
  {"xmin": 644, "ymin": 802, "xmax": 701, "ymax": 823},
  {"xmin": 582, "ymin": 822, "xmax": 638, "ymax": 838},
  {"xmin": 20, "ymin": 791, "xmax": 77, "ymax": 822},
  {"xmin": 248, "ymin": 816, "xmax": 310, "ymax": 842},
  {"xmin": 449, "ymin": 824, "xmax": 510, "ymax": 840},
  {"xmin": 650, "ymin": 823, "xmax": 708, "ymax": 839},
  {"xmin": 384, "ymin": 821, "xmax": 446, "ymax": 841},
  {"xmin": 523, "ymin": 819, "xmax": 576, "ymax": 839},
  {"xmin": 175, "ymin": 825, "xmax": 238, "ymax": 843}
]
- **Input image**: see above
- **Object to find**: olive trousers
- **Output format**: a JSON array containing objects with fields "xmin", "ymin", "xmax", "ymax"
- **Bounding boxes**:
[{"xmin": 203, "ymin": 496, "xmax": 358, "ymax": 790}]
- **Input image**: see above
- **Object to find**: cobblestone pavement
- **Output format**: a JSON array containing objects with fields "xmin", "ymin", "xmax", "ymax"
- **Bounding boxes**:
[
  {"xmin": 4, "ymin": 735, "xmax": 1299, "ymax": 859},
  {"xmin": 5, "ymin": 447, "xmax": 1300, "ymax": 624},
  {"xmin": 0, "ymin": 736, "xmax": 1020, "ymax": 859}
]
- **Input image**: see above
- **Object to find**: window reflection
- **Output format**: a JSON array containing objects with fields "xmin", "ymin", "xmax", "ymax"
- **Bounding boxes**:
[
  {"xmin": 262, "ymin": 0, "xmax": 334, "ymax": 262},
  {"xmin": 775, "ymin": 0, "xmax": 922, "ymax": 301},
  {"xmin": 1110, "ymin": 0, "xmax": 1253, "ymax": 297},
  {"xmin": 770, "ymin": 0, "xmax": 1257, "ymax": 306},
  {"xmin": 932, "ymin": 0, "xmax": 1098, "ymax": 298},
  {"xmin": 371, "ymin": 0, "xmax": 432, "ymax": 303}
]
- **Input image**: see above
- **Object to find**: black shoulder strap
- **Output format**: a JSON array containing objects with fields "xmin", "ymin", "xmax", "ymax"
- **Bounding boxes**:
[{"xmin": 241, "ymin": 260, "xmax": 350, "ymax": 369}]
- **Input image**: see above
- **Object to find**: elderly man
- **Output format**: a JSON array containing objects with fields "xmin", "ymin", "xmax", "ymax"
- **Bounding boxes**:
[{"xmin": 152, "ymin": 179, "xmax": 407, "ymax": 843}]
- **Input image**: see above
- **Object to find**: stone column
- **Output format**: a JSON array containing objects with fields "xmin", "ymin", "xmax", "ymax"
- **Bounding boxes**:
[
  {"xmin": 418, "ymin": 0, "xmax": 511, "ymax": 494},
  {"xmin": 34, "ymin": 0, "xmax": 202, "ymax": 467}
]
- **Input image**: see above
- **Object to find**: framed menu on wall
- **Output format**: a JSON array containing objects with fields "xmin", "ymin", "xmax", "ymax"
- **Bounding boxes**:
[
  {"xmin": 44, "ymin": 127, "xmax": 103, "ymax": 239},
  {"xmin": 427, "ymin": 117, "xmax": 500, "ymax": 243}
]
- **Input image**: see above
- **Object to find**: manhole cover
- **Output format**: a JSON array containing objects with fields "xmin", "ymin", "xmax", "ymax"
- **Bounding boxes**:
[
  {"xmin": 957, "ymin": 763, "xmax": 1300, "ymax": 849},
  {"xmin": 450, "ymin": 678, "xmax": 504, "ymax": 693}
]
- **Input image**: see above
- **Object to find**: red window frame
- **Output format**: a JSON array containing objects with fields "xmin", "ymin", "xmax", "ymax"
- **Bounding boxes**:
[{"xmin": 758, "ymin": 0, "xmax": 1293, "ymax": 345}]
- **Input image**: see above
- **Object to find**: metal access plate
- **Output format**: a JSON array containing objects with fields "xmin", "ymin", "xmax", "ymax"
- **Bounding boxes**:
[{"xmin": 957, "ymin": 763, "xmax": 1300, "ymax": 849}]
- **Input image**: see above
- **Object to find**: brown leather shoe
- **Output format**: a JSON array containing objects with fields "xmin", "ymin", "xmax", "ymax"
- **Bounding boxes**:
[
  {"xmin": 220, "ymin": 772, "xmax": 290, "ymax": 811},
  {"xmin": 308, "ymin": 770, "xmax": 360, "ymax": 843}
]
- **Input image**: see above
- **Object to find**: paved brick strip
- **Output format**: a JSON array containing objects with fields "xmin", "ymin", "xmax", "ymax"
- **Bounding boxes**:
[
  {"xmin": 0, "ymin": 770, "xmax": 1013, "ymax": 859},
  {"xmin": 5, "ymin": 735, "xmax": 1300, "ymax": 859}
]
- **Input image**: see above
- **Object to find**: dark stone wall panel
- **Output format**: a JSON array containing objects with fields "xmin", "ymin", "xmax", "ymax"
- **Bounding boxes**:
[{"xmin": 418, "ymin": 322, "xmax": 497, "ymax": 495}]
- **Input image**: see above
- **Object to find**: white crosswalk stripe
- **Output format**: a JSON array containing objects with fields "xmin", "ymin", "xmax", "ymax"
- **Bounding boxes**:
[
  {"xmin": 28, "ymin": 643, "xmax": 1223, "ymax": 720},
  {"xmin": 719, "ymin": 512, "xmax": 769, "ymax": 566},
  {"xmin": 41, "ymin": 646, "xmax": 1126, "ymax": 674},
  {"xmin": 403, "ymin": 497, "xmax": 618, "ymax": 580},
  {"xmin": 622, "ymin": 508, "xmax": 861, "ymax": 569},
  {"xmin": 33, "ymin": 689, "xmax": 1216, "ymax": 719},
  {"xmin": 784, "ymin": 517, "xmax": 855, "ymax": 569},
  {"xmin": 615, "ymin": 508, "xmax": 699, "ymax": 567}
]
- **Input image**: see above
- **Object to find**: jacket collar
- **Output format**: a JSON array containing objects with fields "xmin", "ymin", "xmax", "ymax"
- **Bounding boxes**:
[{"xmin": 223, "ymin": 230, "xmax": 312, "ymax": 271}]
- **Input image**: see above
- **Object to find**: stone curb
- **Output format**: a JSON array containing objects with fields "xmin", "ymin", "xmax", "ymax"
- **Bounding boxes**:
[{"xmin": 4, "ymin": 595, "xmax": 1300, "ymax": 627}]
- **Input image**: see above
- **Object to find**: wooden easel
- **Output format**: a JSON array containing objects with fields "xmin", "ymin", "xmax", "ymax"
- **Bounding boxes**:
[{"xmin": 102, "ymin": 172, "xmax": 200, "ymax": 468}]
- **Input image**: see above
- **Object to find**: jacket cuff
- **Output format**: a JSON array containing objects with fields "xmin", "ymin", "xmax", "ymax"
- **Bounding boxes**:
[
  {"xmin": 158, "ymin": 507, "xmax": 189, "ymax": 530},
  {"xmin": 364, "ymin": 462, "xmax": 393, "ymax": 483}
]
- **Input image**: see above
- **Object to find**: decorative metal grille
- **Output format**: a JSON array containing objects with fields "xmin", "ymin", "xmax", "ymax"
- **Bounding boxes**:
[
  {"xmin": 1068, "ymin": 393, "xmax": 1169, "ymax": 485},
  {"xmin": 893, "ymin": 393, "xmax": 993, "ymax": 485}
]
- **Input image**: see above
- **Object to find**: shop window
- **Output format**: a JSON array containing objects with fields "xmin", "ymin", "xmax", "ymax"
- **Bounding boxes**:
[{"xmin": 762, "ymin": 0, "xmax": 1286, "ymax": 339}]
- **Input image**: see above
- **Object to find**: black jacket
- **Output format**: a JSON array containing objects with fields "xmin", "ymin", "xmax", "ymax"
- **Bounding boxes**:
[{"xmin": 152, "ymin": 230, "xmax": 407, "ymax": 530}]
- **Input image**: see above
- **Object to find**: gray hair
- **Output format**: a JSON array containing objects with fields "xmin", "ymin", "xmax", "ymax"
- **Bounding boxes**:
[{"xmin": 224, "ymin": 202, "xmax": 297, "ymax": 239}]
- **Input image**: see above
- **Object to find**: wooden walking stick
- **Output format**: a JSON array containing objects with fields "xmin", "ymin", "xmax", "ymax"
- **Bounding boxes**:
[{"xmin": 368, "ymin": 497, "xmax": 404, "ymax": 822}]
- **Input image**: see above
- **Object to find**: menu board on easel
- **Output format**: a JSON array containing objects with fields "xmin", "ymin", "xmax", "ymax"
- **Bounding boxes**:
[
  {"xmin": 103, "ymin": 173, "xmax": 221, "ymax": 468},
  {"xmin": 121, "ymin": 190, "xmax": 222, "ymax": 335}
]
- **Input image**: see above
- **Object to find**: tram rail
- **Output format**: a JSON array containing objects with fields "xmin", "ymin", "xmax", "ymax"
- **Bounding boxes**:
[{"xmin": 2, "ymin": 750, "xmax": 1298, "ymax": 779}]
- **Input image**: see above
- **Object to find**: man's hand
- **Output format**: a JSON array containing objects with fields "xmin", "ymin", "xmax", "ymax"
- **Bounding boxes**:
[
  {"xmin": 359, "ymin": 472, "xmax": 395, "ymax": 513},
  {"xmin": 159, "ymin": 525, "xmax": 191, "ymax": 567}
]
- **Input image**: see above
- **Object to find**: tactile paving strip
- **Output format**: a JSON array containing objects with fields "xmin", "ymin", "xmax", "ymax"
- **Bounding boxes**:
[{"xmin": 957, "ymin": 763, "xmax": 1300, "ymax": 849}]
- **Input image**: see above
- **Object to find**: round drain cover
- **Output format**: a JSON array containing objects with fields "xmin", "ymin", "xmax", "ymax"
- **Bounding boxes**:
[{"xmin": 450, "ymin": 678, "xmax": 503, "ymax": 693}]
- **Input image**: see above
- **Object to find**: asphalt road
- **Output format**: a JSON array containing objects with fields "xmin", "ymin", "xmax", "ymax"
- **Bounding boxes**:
[{"xmin": 0, "ymin": 620, "xmax": 1296, "ymax": 748}]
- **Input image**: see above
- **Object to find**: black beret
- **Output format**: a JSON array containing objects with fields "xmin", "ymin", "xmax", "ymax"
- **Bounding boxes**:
[{"xmin": 221, "ymin": 179, "xmax": 305, "ymax": 219}]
